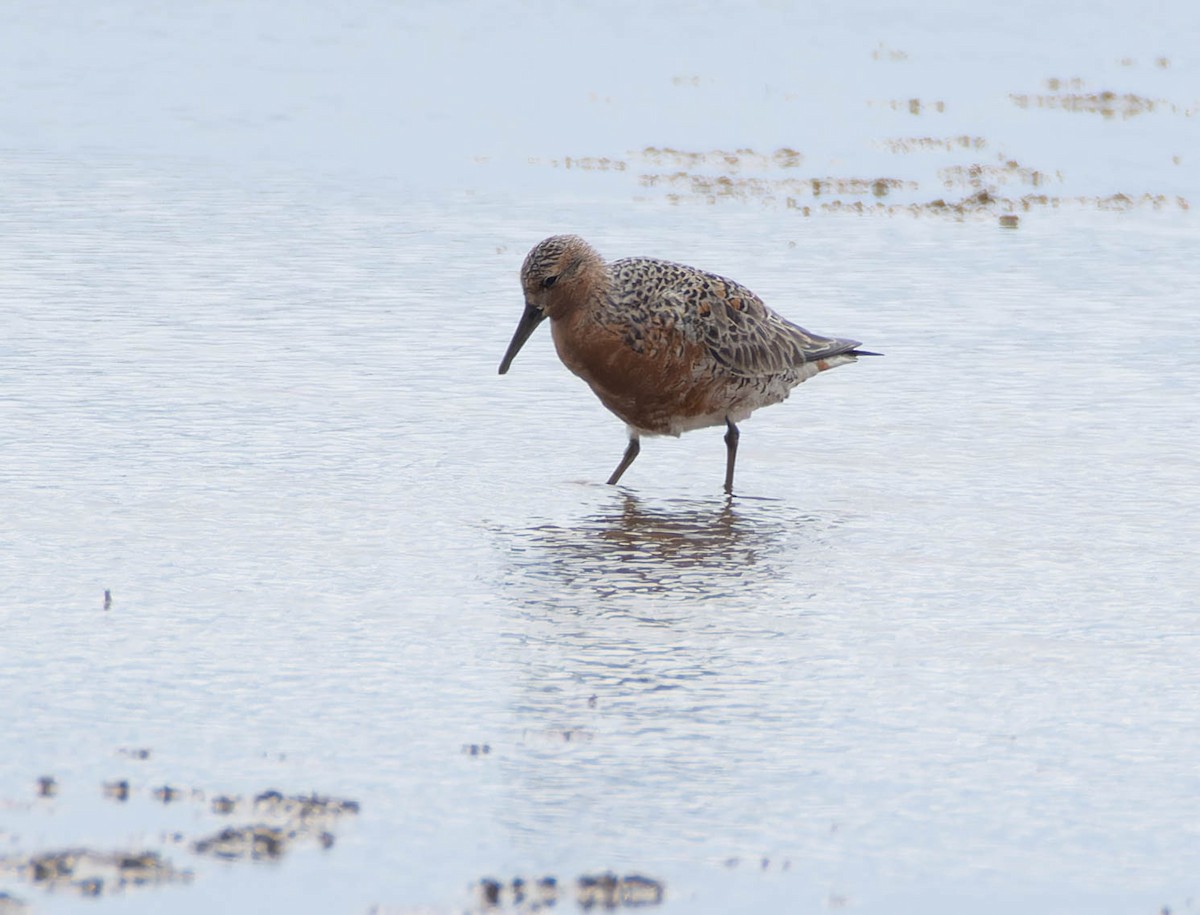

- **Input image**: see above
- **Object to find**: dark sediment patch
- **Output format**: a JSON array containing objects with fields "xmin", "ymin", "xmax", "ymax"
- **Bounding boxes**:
[
  {"xmin": 474, "ymin": 873, "xmax": 664, "ymax": 911},
  {"xmin": 0, "ymin": 849, "xmax": 192, "ymax": 898},
  {"xmin": 3, "ymin": 775, "xmax": 359, "ymax": 903}
]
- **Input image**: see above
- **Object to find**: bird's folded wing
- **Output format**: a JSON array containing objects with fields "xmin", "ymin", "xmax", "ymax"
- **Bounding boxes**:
[{"xmin": 664, "ymin": 279, "xmax": 861, "ymax": 378}]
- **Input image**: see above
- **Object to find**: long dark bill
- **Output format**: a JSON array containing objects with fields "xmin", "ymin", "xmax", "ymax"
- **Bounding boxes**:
[{"xmin": 498, "ymin": 303, "xmax": 547, "ymax": 374}]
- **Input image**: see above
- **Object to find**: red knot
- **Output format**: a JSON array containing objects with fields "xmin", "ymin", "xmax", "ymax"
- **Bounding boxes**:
[{"xmin": 499, "ymin": 235, "xmax": 878, "ymax": 493}]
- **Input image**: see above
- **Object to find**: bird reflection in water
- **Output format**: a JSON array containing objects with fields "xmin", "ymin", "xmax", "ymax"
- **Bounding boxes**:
[{"xmin": 507, "ymin": 492, "xmax": 820, "ymax": 607}]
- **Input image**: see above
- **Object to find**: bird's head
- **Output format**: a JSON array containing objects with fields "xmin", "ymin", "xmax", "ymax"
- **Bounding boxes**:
[{"xmin": 499, "ymin": 235, "xmax": 602, "ymax": 374}]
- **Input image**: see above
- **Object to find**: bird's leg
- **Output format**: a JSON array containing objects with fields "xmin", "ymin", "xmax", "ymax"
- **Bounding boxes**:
[
  {"xmin": 607, "ymin": 436, "xmax": 641, "ymax": 485},
  {"xmin": 723, "ymin": 419, "xmax": 740, "ymax": 494}
]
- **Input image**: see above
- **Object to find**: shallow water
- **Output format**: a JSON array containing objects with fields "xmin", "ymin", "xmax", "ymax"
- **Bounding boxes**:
[{"xmin": 2, "ymin": 1, "xmax": 1199, "ymax": 913}]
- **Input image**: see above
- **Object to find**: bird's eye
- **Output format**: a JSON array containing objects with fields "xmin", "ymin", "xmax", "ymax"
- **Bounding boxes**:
[{"xmin": 542, "ymin": 275, "xmax": 558, "ymax": 289}]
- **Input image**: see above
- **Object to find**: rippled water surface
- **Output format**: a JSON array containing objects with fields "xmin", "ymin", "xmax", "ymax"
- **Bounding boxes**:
[{"xmin": 2, "ymin": 2, "xmax": 1199, "ymax": 913}]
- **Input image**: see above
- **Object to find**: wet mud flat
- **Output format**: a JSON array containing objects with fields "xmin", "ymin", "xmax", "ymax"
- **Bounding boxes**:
[
  {"xmin": 3, "ymin": 764, "xmax": 668, "ymax": 913},
  {"xmin": 517, "ymin": 56, "xmax": 1193, "ymax": 225},
  {"xmin": 0, "ymin": 766, "xmax": 359, "ymax": 906}
]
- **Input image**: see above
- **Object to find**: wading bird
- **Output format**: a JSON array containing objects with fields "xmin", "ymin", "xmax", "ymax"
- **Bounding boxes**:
[{"xmin": 499, "ymin": 235, "xmax": 877, "ymax": 493}]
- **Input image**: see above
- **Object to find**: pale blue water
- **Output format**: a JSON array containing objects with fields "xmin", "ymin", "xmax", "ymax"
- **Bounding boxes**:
[{"xmin": 2, "ymin": 2, "xmax": 1199, "ymax": 913}]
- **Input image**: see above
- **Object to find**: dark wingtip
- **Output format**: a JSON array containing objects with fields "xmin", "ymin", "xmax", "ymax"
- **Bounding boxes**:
[{"xmin": 822, "ymin": 339, "xmax": 882, "ymax": 359}]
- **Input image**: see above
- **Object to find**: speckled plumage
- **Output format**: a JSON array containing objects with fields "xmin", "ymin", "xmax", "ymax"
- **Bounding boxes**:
[{"xmin": 499, "ymin": 234, "xmax": 876, "ymax": 492}]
